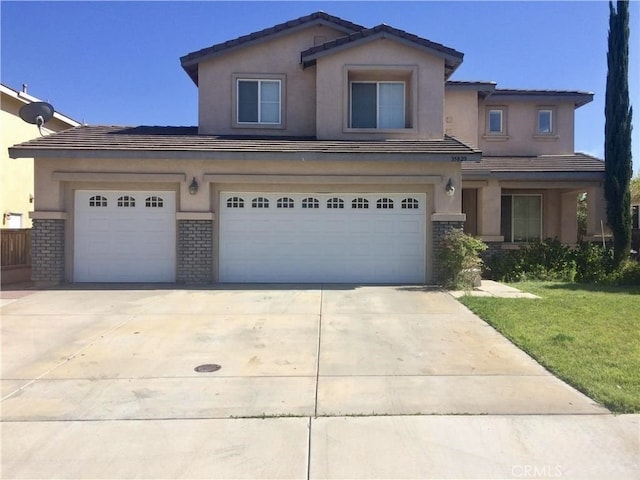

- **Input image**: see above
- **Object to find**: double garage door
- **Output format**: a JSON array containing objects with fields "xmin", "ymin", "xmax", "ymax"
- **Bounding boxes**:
[
  {"xmin": 74, "ymin": 190, "xmax": 426, "ymax": 283},
  {"xmin": 219, "ymin": 192, "xmax": 426, "ymax": 283}
]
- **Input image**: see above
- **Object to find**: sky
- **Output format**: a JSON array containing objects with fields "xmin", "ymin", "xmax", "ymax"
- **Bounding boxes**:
[{"xmin": 1, "ymin": 1, "xmax": 639, "ymax": 173}]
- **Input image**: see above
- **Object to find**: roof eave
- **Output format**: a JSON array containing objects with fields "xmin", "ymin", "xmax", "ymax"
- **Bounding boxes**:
[{"xmin": 9, "ymin": 147, "xmax": 482, "ymax": 163}]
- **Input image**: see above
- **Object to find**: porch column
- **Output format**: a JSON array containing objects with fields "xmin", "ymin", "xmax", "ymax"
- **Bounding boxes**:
[
  {"xmin": 560, "ymin": 192, "xmax": 578, "ymax": 244},
  {"xmin": 477, "ymin": 180, "xmax": 503, "ymax": 242},
  {"xmin": 586, "ymin": 185, "xmax": 609, "ymax": 241}
]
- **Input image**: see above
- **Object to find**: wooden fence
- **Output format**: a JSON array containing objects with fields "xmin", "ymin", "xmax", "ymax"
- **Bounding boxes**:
[{"xmin": 1, "ymin": 229, "xmax": 32, "ymax": 267}]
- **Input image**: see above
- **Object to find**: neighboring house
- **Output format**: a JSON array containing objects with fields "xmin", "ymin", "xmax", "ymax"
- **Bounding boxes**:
[
  {"xmin": 9, "ymin": 12, "xmax": 606, "ymax": 285},
  {"xmin": 1, "ymin": 83, "xmax": 79, "ymax": 229}
]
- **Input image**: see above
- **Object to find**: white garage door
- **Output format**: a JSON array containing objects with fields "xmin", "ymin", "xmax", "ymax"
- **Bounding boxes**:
[
  {"xmin": 74, "ymin": 190, "xmax": 176, "ymax": 282},
  {"xmin": 219, "ymin": 192, "xmax": 426, "ymax": 283}
]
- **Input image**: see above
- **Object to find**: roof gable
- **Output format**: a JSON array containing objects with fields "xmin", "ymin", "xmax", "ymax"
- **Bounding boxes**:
[
  {"xmin": 301, "ymin": 24, "xmax": 464, "ymax": 79},
  {"xmin": 180, "ymin": 11, "xmax": 365, "ymax": 85}
]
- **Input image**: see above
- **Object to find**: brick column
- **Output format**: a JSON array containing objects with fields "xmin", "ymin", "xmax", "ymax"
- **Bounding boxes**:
[
  {"xmin": 432, "ymin": 220, "xmax": 465, "ymax": 284},
  {"xmin": 177, "ymin": 220, "xmax": 213, "ymax": 284},
  {"xmin": 31, "ymin": 218, "xmax": 65, "ymax": 284}
]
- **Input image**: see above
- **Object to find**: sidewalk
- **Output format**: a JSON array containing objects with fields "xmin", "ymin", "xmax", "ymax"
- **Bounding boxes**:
[{"xmin": 449, "ymin": 279, "xmax": 541, "ymax": 299}]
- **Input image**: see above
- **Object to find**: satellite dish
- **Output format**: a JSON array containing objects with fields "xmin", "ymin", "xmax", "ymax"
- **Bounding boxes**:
[{"xmin": 19, "ymin": 101, "xmax": 55, "ymax": 136}]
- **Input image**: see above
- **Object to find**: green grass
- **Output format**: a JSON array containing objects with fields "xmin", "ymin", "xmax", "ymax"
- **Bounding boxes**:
[{"xmin": 459, "ymin": 282, "xmax": 640, "ymax": 413}]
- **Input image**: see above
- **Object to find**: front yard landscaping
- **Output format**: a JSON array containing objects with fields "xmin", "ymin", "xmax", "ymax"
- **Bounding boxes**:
[{"xmin": 459, "ymin": 281, "xmax": 640, "ymax": 413}]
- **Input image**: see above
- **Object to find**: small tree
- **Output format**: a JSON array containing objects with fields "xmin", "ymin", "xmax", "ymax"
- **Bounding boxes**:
[{"xmin": 604, "ymin": 0, "xmax": 633, "ymax": 266}]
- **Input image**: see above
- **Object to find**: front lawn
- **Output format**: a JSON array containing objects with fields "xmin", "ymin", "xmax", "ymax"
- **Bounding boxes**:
[{"xmin": 459, "ymin": 282, "xmax": 640, "ymax": 413}]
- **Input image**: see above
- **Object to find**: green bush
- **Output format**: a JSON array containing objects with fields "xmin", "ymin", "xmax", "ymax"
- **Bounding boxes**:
[
  {"xmin": 574, "ymin": 242, "xmax": 615, "ymax": 284},
  {"xmin": 440, "ymin": 228, "xmax": 487, "ymax": 289},
  {"xmin": 484, "ymin": 238, "xmax": 576, "ymax": 282},
  {"xmin": 485, "ymin": 239, "xmax": 640, "ymax": 286}
]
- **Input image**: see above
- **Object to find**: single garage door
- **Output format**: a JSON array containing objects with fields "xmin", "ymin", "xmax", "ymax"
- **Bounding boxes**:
[
  {"xmin": 219, "ymin": 192, "xmax": 426, "ymax": 283},
  {"xmin": 74, "ymin": 190, "xmax": 176, "ymax": 282}
]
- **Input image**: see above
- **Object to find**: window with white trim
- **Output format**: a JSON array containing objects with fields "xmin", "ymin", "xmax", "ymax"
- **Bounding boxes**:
[
  {"xmin": 237, "ymin": 79, "xmax": 281, "ymax": 125},
  {"xmin": 251, "ymin": 197, "xmax": 269, "ymax": 208},
  {"xmin": 537, "ymin": 109, "xmax": 553, "ymax": 134},
  {"xmin": 277, "ymin": 197, "xmax": 294, "ymax": 209},
  {"xmin": 377, "ymin": 198, "xmax": 394, "ymax": 209},
  {"xmin": 227, "ymin": 197, "xmax": 244, "ymax": 208},
  {"xmin": 145, "ymin": 196, "xmax": 164, "ymax": 208},
  {"xmin": 401, "ymin": 198, "xmax": 419, "ymax": 209},
  {"xmin": 501, "ymin": 195, "xmax": 542, "ymax": 242},
  {"xmin": 350, "ymin": 81, "xmax": 405, "ymax": 129},
  {"xmin": 302, "ymin": 197, "xmax": 319, "ymax": 209},
  {"xmin": 487, "ymin": 109, "xmax": 505, "ymax": 135},
  {"xmin": 117, "ymin": 195, "xmax": 135, "ymax": 207},
  {"xmin": 89, "ymin": 195, "xmax": 107, "ymax": 207},
  {"xmin": 327, "ymin": 198, "xmax": 344, "ymax": 209},
  {"xmin": 352, "ymin": 198, "xmax": 369, "ymax": 209}
]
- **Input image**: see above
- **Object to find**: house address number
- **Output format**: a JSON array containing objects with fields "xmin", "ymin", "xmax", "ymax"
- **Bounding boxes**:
[{"xmin": 451, "ymin": 155, "xmax": 467, "ymax": 161}]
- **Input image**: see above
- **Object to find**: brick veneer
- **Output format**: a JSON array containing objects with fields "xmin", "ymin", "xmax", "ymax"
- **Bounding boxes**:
[
  {"xmin": 432, "ymin": 220, "xmax": 465, "ymax": 284},
  {"xmin": 177, "ymin": 220, "xmax": 213, "ymax": 284},
  {"xmin": 31, "ymin": 219, "xmax": 65, "ymax": 283}
]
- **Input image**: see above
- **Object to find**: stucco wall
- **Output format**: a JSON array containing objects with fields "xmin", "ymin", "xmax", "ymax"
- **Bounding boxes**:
[
  {"xmin": 479, "ymin": 100, "xmax": 575, "ymax": 156},
  {"xmin": 197, "ymin": 25, "xmax": 347, "ymax": 136},
  {"xmin": 444, "ymin": 89, "xmax": 479, "ymax": 148}
]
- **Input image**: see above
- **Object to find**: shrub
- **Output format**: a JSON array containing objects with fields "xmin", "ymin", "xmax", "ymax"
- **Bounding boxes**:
[
  {"xmin": 440, "ymin": 229, "xmax": 487, "ymax": 289},
  {"xmin": 484, "ymin": 238, "xmax": 576, "ymax": 282},
  {"xmin": 574, "ymin": 242, "xmax": 615, "ymax": 284},
  {"xmin": 610, "ymin": 260, "xmax": 640, "ymax": 285}
]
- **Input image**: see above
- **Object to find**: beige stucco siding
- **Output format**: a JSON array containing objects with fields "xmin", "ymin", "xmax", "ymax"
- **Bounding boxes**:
[
  {"xmin": 444, "ymin": 89, "xmax": 479, "ymax": 148},
  {"xmin": 315, "ymin": 40, "xmax": 445, "ymax": 140},
  {"xmin": 197, "ymin": 25, "xmax": 347, "ymax": 136},
  {"xmin": 479, "ymin": 101, "xmax": 575, "ymax": 156}
]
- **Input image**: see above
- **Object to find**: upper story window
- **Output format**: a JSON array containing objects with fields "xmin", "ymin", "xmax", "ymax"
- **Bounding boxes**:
[
  {"xmin": 537, "ymin": 109, "xmax": 554, "ymax": 135},
  {"xmin": 235, "ymin": 77, "xmax": 282, "ymax": 126},
  {"xmin": 487, "ymin": 109, "xmax": 505, "ymax": 135},
  {"xmin": 350, "ymin": 81, "xmax": 405, "ymax": 129}
]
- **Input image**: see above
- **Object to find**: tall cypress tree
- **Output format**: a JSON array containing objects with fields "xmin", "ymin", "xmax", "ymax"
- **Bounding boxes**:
[{"xmin": 604, "ymin": 0, "xmax": 633, "ymax": 266}]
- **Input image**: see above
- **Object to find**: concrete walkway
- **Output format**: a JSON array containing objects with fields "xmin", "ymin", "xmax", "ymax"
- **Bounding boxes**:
[
  {"xmin": 449, "ymin": 279, "xmax": 541, "ymax": 298},
  {"xmin": 1, "ymin": 285, "xmax": 637, "ymax": 479}
]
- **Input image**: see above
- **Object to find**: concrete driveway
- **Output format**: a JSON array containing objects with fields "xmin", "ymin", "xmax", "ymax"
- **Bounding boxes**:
[{"xmin": 1, "ymin": 285, "xmax": 637, "ymax": 479}]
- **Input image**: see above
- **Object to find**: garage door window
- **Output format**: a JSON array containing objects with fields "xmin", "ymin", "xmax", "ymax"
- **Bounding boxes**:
[
  {"xmin": 277, "ymin": 197, "xmax": 294, "ymax": 209},
  {"xmin": 402, "ymin": 198, "xmax": 419, "ymax": 209},
  {"xmin": 117, "ymin": 196, "xmax": 136, "ymax": 207},
  {"xmin": 89, "ymin": 195, "xmax": 108, "ymax": 207},
  {"xmin": 252, "ymin": 197, "xmax": 269, "ymax": 208},
  {"xmin": 352, "ymin": 198, "xmax": 369, "ymax": 209},
  {"xmin": 327, "ymin": 197, "xmax": 344, "ymax": 209},
  {"xmin": 377, "ymin": 198, "xmax": 394, "ymax": 209},
  {"xmin": 302, "ymin": 197, "xmax": 320, "ymax": 209},
  {"xmin": 145, "ymin": 196, "xmax": 164, "ymax": 208},
  {"xmin": 227, "ymin": 197, "xmax": 244, "ymax": 208}
]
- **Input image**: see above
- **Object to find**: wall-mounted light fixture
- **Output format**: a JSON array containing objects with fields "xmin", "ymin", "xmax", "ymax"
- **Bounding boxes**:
[
  {"xmin": 29, "ymin": 194, "xmax": 34, "ymax": 204},
  {"xmin": 3, "ymin": 212, "xmax": 11, "ymax": 225},
  {"xmin": 189, "ymin": 177, "xmax": 199, "ymax": 195},
  {"xmin": 445, "ymin": 178, "xmax": 455, "ymax": 197}
]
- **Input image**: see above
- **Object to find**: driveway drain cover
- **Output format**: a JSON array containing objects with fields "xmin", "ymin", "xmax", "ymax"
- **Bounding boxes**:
[{"xmin": 194, "ymin": 364, "xmax": 221, "ymax": 373}]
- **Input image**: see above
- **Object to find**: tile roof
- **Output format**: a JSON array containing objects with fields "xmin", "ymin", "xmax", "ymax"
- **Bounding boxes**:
[
  {"xmin": 180, "ymin": 12, "xmax": 365, "ymax": 84},
  {"xmin": 301, "ymin": 24, "xmax": 463, "ymax": 78},
  {"xmin": 462, "ymin": 153, "xmax": 605, "ymax": 181},
  {"xmin": 9, "ymin": 125, "xmax": 481, "ymax": 162}
]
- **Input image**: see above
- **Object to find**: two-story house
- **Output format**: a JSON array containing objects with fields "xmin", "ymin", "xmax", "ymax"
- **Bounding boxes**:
[{"xmin": 9, "ymin": 12, "xmax": 605, "ymax": 285}]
